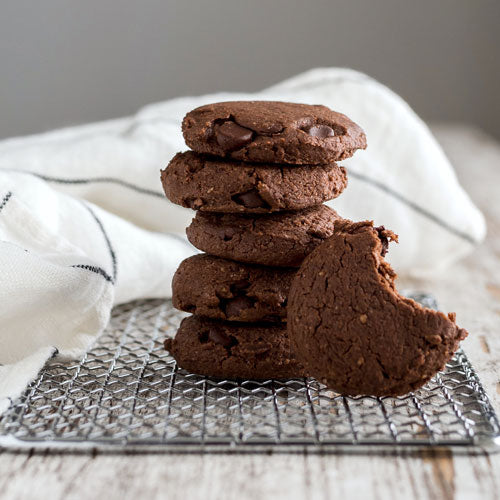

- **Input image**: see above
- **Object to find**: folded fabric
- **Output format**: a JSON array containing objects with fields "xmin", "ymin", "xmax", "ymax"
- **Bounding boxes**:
[
  {"xmin": 0, "ymin": 172, "xmax": 191, "ymax": 411},
  {"xmin": 0, "ymin": 68, "xmax": 486, "ymax": 412}
]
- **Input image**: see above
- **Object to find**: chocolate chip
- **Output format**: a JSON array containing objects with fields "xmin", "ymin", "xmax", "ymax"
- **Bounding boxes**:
[
  {"xmin": 232, "ymin": 189, "xmax": 268, "ymax": 209},
  {"xmin": 198, "ymin": 330, "xmax": 209, "ymax": 343},
  {"xmin": 374, "ymin": 226, "xmax": 389, "ymax": 257},
  {"xmin": 208, "ymin": 328, "xmax": 237, "ymax": 348},
  {"xmin": 218, "ymin": 227, "xmax": 235, "ymax": 241},
  {"xmin": 224, "ymin": 296, "xmax": 255, "ymax": 319},
  {"xmin": 265, "ymin": 123, "xmax": 284, "ymax": 134},
  {"xmin": 215, "ymin": 121, "xmax": 253, "ymax": 151},
  {"xmin": 306, "ymin": 124, "xmax": 335, "ymax": 139},
  {"xmin": 230, "ymin": 280, "xmax": 250, "ymax": 292}
]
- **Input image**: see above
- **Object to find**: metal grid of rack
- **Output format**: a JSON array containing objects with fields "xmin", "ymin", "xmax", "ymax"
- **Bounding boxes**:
[{"xmin": 1, "ymin": 295, "xmax": 498, "ymax": 452}]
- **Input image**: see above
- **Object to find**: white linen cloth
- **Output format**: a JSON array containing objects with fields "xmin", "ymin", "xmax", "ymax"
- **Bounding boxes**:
[{"xmin": 0, "ymin": 68, "xmax": 485, "ymax": 413}]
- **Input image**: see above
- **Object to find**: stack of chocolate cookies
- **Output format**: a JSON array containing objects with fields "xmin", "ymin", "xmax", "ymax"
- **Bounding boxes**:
[{"xmin": 161, "ymin": 101, "xmax": 367, "ymax": 380}]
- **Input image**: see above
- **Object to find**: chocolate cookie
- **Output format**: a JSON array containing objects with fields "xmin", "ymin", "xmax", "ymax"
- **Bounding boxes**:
[
  {"xmin": 182, "ymin": 101, "xmax": 366, "ymax": 164},
  {"xmin": 165, "ymin": 316, "xmax": 305, "ymax": 380},
  {"xmin": 161, "ymin": 151, "xmax": 348, "ymax": 213},
  {"xmin": 287, "ymin": 220, "xmax": 468, "ymax": 397},
  {"xmin": 173, "ymin": 254, "xmax": 294, "ymax": 322},
  {"xmin": 186, "ymin": 205, "xmax": 340, "ymax": 267}
]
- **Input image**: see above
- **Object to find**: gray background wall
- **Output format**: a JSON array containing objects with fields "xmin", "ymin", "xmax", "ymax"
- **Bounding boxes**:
[{"xmin": 2, "ymin": 0, "xmax": 499, "ymax": 140}]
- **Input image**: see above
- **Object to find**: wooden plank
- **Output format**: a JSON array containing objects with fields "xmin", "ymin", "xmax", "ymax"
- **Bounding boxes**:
[{"xmin": 0, "ymin": 450, "xmax": 498, "ymax": 500}]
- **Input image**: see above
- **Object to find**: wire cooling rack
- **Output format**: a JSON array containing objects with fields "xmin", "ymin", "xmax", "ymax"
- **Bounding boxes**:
[{"xmin": 0, "ymin": 294, "xmax": 499, "ymax": 453}]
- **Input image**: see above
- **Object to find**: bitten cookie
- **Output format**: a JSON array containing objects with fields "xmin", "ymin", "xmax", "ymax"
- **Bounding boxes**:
[
  {"xmin": 165, "ymin": 316, "xmax": 306, "ymax": 380},
  {"xmin": 182, "ymin": 101, "xmax": 367, "ymax": 164},
  {"xmin": 161, "ymin": 151, "xmax": 348, "ymax": 213},
  {"xmin": 173, "ymin": 254, "xmax": 294, "ymax": 323},
  {"xmin": 287, "ymin": 220, "xmax": 468, "ymax": 397},
  {"xmin": 186, "ymin": 205, "xmax": 340, "ymax": 267}
]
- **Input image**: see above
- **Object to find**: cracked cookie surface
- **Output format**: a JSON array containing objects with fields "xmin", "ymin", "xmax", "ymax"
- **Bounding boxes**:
[
  {"xmin": 161, "ymin": 151, "xmax": 347, "ymax": 213},
  {"xmin": 182, "ymin": 101, "xmax": 367, "ymax": 164},
  {"xmin": 172, "ymin": 254, "xmax": 294, "ymax": 323},
  {"xmin": 165, "ymin": 315, "xmax": 306, "ymax": 379},
  {"xmin": 186, "ymin": 205, "xmax": 340, "ymax": 267},
  {"xmin": 287, "ymin": 220, "xmax": 468, "ymax": 396}
]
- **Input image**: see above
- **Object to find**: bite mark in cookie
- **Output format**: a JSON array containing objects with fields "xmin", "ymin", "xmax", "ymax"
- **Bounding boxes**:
[{"xmin": 287, "ymin": 220, "xmax": 468, "ymax": 397}]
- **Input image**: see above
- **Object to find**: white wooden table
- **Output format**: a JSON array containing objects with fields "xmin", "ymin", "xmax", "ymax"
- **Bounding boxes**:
[{"xmin": 1, "ymin": 125, "xmax": 499, "ymax": 500}]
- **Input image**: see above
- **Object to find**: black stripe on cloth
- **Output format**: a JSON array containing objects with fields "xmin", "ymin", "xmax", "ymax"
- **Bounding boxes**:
[
  {"xmin": 71, "ymin": 264, "xmax": 114, "ymax": 283},
  {"xmin": 0, "ymin": 191, "xmax": 12, "ymax": 212},
  {"xmin": 348, "ymin": 170, "xmax": 476, "ymax": 245},
  {"xmin": 83, "ymin": 203, "xmax": 118, "ymax": 282},
  {"xmin": 30, "ymin": 173, "xmax": 165, "ymax": 199}
]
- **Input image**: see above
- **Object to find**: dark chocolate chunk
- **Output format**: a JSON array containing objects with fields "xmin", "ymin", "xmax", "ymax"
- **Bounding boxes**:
[
  {"xmin": 230, "ymin": 279, "xmax": 250, "ymax": 292},
  {"xmin": 214, "ymin": 121, "xmax": 253, "ymax": 151},
  {"xmin": 224, "ymin": 296, "xmax": 255, "ymax": 318},
  {"xmin": 218, "ymin": 227, "xmax": 235, "ymax": 241},
  {"xmin": 232, "ymin": 189, "xmax": 267, "ymax": 209},
  {"xmin": 208, "ymin": 328, "xmax": 236, "ymax": 348},
  {"xmin": 306, "ymin": 124, "xmax": 335, "ymax": 138},
  {"xmin": 374, "ymin": 225, "xmax": 397, "ymax": 257}
]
